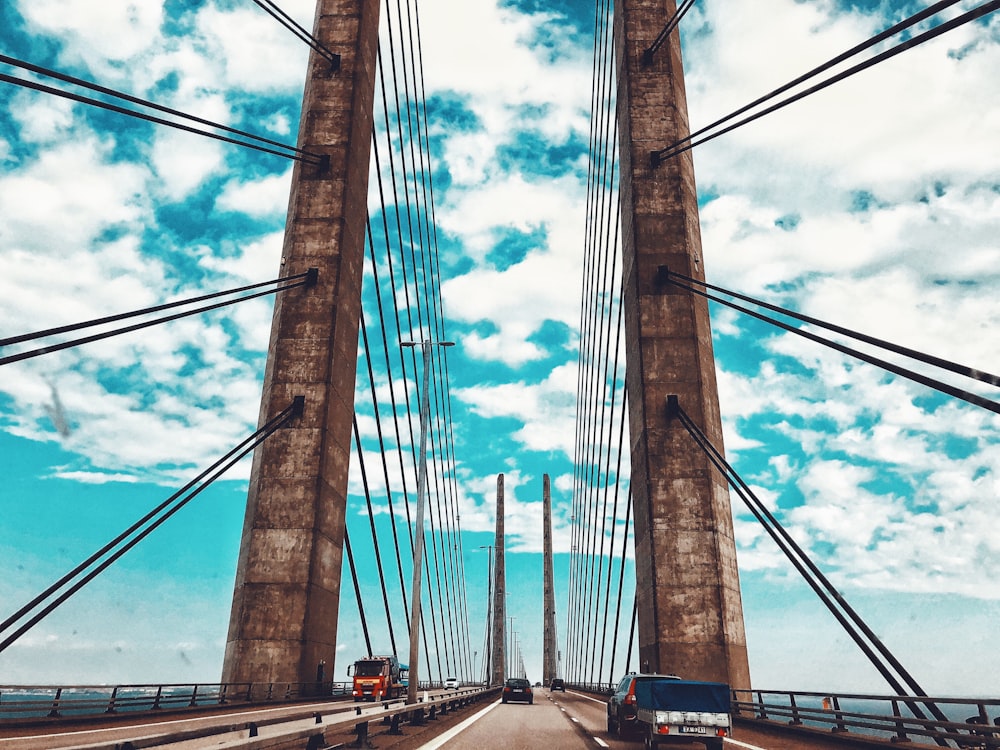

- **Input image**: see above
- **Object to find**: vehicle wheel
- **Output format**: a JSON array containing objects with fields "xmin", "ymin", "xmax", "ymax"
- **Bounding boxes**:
[
  {"xmin": 607, "ymin": 715, "xmax": 618, "ymax": 736},
  {"xmin": 529, "ymin": 699, "xmax": 534, "ymax": 704},
  {"xmin": 707, "ymin": 740, "xmax": 724, "ymax": 750},
  {"xmin": 642, "ymin": 730, "xmax": 656, "ymax": 749}
]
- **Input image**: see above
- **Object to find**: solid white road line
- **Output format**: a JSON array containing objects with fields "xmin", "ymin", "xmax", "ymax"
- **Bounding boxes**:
[
  {"xmin": 415, "ymin": 699, "xmax": 501, "ymax": 750},
  {"xmin": 725, "ymin": 738, "xmax": 769, "ymax": 749}
]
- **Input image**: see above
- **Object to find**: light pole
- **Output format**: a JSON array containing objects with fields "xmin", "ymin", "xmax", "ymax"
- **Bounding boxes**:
[{"xmin": 402, "ymin": 338, "xmax": 455, "ymax": 705}]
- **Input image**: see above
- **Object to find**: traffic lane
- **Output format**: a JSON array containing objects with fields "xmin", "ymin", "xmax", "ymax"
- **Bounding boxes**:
[
  {"xmin": 422, "ymin": 692, "xmax": 599, "ymax": 750},
  {"xmin": 547, "ymin": 689, "xmax": 624, "ymax": 747},
  {"xmin": 550, "ymin": 691, "xmax": 786, "ymax": 750}
]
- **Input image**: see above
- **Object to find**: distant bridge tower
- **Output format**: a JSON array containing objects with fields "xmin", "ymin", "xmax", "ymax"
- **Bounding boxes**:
[
  {"xmin": 222, "ymin": 0, "xmax": 381, "ymax": 689},
  {"xmin": 542, "ymin": 474, "xmax": 558, "ymax": 684},
  {"xmin": 490, "ymin": 474, "xmax": 507, "ymax": 686},
  {"xmin": 615, "ymin": 0, "xmax": 751, "ymax": 687}
]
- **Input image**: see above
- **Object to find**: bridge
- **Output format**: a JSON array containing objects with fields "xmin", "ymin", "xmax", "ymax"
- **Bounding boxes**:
[{"xmin": 1, "ymin": 0, "xmax": 998, "ymax": 748}]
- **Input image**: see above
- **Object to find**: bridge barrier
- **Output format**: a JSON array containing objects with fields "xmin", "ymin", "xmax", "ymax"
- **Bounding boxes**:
[
  {"xmin": 0, "ymin": 681, "xmax": 353, "ymax": 723},
  {"xmin": 0, "ymin": 684, "xmax": 500, "ymax": 749},
  {"xmin": 734, "ymin": 688, "xmax": 1000, "ymax": 748}
]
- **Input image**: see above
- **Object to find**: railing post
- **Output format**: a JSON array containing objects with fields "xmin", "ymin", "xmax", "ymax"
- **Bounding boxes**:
[
  {"xmin": 831, "ymin": 696, "xmax": 849, "ymax": 733},
  {"xmin": 152, "ymin": 685, "xmax": 163, "ymax": 710},
  {"xmin": 105, "ymin": 686, "xmax": 119, "ymax": 714},
  {"xmin": 890, "ymin": 698, "xmax": 910, "ymax": 743},
  {"xmin": 788, "ymin": 693, "xmax": 803, "ymax": 725},
  {"xmin": 48, "ymin": 687, "xmax": 62, "ymax": 718},
  {"xmin": 756, "ymin": 690, "xmax": 768, "ymax": 720},
  {"xmin": 189, "ymin": 684, "xmax": 199, "ymax": 708},
  {"xmin": 353, "ymin": 720, "xmax": 369, "ymax": 746},
  {"xmin": 219, "ymin": 684, "xmax": 228, "ymax": 705}
]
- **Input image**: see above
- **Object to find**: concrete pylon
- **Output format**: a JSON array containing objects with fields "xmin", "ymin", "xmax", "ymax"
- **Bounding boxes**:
[
  {"xmin": 490, "ymin": 474, "xmax": 506, "ymax": 686},
  {"xmin": 614, "ymin": 0, "xmax": 751, "ymax": 688},
  {"xmin": 542, "ymin": 474, "xmax": 557, "ymax": 684},
  {"xmin": 222, "ymin": 0, "xmax": 381, "ymax": 689}
]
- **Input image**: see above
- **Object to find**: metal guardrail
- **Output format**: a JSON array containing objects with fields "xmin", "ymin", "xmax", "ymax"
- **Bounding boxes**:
[
  {"xmin": 734, "ymin": 689, "xmax": 1000, "ymax": 749},
  {"xmin": 0, "ymin": 680, "xmax": 355, "ymax": 721},
  {"xmin": 0, "ymin": 679, "xmax": 485, "ymax": 723}
]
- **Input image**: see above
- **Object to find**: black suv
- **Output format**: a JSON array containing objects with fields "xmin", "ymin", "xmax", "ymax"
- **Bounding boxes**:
[
  {"xmin": 607, "ymin": 673, "xmax": 679, "ymax": 736},
  {"xmin": 549, "ymin": 678, "xmax": 565, "ymax": 691},
  {"xmin": 502, "ymin": 677, "xmax": 533, "ymax": 704}
]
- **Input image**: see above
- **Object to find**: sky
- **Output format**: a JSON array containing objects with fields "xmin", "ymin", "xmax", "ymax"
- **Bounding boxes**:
[{"xmin": 1, "ymin": 0, "xmax": 998, "ymax": 699}]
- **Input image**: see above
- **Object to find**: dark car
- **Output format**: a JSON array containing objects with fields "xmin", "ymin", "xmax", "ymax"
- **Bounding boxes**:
[
  {"xmin": 550, "ymin": 678, "xmax": 565, "ymax": 691},
  {"xmin": 502, "ymin": 677, "xmax": 533, "ymax": 704},
  {"xmin": 607, "ymin": 673, "xmax": 679, "ymax": 736}
]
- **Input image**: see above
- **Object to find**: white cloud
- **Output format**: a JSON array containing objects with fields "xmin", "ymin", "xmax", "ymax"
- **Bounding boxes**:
[
  {"xmin": 215, "ymin": 171, "xmax": 292, "ymax": 216},
  {"xmin": 19, "ymin": 0, "xmax": 166, "ymax": 74}
]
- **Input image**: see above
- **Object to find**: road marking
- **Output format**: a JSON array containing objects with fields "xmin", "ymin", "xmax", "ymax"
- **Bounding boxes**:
[
  {"xmin": 595, "ymin": 739, "xmax": 610, "ymax": 748},
  {"xmin": 572, "ymin": 717, "xmax": 580, "ymax": 723},
  {"xmin": 725, "ymin": 739, "xmax": 768, "ymax": 749},
  {"xmin": 568, "ymin": 690, "xmax": 608, "ymax": 706},
  {"xmin": 415, "ymin": 699, "xmax": 501, "ymax": 750}
]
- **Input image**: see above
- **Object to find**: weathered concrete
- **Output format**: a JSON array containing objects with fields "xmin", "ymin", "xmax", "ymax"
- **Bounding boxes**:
[
  {"xmin": 222, "ymin": 0, "xmax": 381, "ymax": 688},
  {"xmin": 614, "ymin": 0, "xmax": 751, "ymax": 688},
  {"xmin": 490, "ymin": 475, "xmax": 506, "ymax": 686},
  {"xmin": 542, "ymin": 474, "xmax": 558, "ymax": 684}
]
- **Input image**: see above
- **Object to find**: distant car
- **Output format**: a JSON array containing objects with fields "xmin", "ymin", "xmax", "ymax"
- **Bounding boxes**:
[
  {"xmin": 550, "ymin": 678, "xmax": 565, "ymax": 691},
  {"xmin": 444, "ymin": 677, "xmax": 459, "ymax": 689},
  {"xmin": 502, "ymin": 677, "xmax": 533, "ymax": 704},
  {"xmin": 607, "ymin": 673, "xmax": 679, "ymax": 736}
]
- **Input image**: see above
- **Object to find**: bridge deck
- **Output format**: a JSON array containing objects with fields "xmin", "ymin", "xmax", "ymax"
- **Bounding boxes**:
[{"xmin": 0, "ymin": 691, "xmax": 950, "ymax": 750}]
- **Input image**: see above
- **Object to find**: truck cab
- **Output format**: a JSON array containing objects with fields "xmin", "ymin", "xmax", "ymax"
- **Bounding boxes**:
[{"xmin": 349, "ymin": 655, "xmax": 407, "ymax": 701}]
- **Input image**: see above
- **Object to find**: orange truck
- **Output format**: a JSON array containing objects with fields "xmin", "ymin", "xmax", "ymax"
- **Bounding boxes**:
[{"xmin": 348, "ymin": 655, "xmax": 408, "ymax": 701}]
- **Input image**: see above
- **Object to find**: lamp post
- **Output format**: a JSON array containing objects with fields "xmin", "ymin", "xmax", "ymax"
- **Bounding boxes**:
[{"xmin": 402, "ymin": 339, "xmax": 454, "ymax": 705}]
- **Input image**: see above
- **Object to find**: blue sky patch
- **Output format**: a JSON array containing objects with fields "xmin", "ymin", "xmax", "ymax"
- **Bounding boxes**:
[{"xmin": 486, "ymin": 223, "xmax": 547, "ymax": 270}]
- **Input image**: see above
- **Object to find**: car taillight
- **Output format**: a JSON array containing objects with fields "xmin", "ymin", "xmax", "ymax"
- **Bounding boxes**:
[
  {"xmin": 526, "ymin": 687, "xmax": 532, "ymax": 693},
  {"xmin": 624, "ymin": 693, "xmax": 636, "ymax": 705},
  {"xmin": 503, "ymin": 687, "xmax": 510, "ymax": 693}
]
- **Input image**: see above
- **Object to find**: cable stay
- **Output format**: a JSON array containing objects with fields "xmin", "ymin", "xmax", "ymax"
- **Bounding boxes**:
[
  {"xmin": 352, "ymin": 414, "xmax": 401, "ymax": 657},
  {"xmin": 642, "ymin": 0, "xmax": 697, "ymax": 64},
  {"xmin": 344, "ymin": 527, "xmax": 373, "ymax": 656},
  {"xmin": 0, "ymin": 269, "xmax": 317, "ymax": 367},
  {"xmin": 668, "ymin": 396, "xmax": 952, "ymax": 741},
  {"xmin": 342, "ymin": 0, "xmax": 470, "ymax": 683},
  {"xmin": 661, "ymin": 268, "xmax": 1000, "ymax": 388},
  {"xmin": 0, "ymin": 55, "xmax": 325, "ymax": 166},
  {"xmin": 661, "ymin": 268, "xmax": 1000, "ymax": 415},
  {"xmin": 249, "ymin": 0, "xmax": 341, "ymax": 70},
  {"xmin": 650, "ymin": 0, "xmax": 998, "ymax": 165},
  {"xmin": 0, "ymin": 397, "xmax": 304, "ymax": 654}
]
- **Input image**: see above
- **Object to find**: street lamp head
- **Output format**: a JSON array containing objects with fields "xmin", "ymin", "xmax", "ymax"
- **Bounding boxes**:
[{"xmin": 400, "ymin": 339, "xmax": 455, "ymax": 348}]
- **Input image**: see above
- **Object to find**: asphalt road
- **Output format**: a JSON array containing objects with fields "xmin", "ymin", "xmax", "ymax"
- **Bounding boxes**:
[
  {"xmin": 0, "ymin": 689, "xmax": 884, "ymax": 750},
  {"xmin": 412, "ymin": 688, "xmax": 732, "ymax": 750}
]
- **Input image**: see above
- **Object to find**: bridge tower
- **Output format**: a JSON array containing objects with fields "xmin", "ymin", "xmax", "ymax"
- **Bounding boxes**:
[
  {"xmin": 542, "ymin": 474, "xmax": 558, "ymax": 685},
  {"xmin": 490, "ymin": 474, "xmax": 507, "ymax": 686},
  {"xmin": 615, "ymin": 0, "xmax": 751, "ymax": 687},
  {"xmin": 222, "ymin": 0, "xmax": 381, "ymax": 689}
]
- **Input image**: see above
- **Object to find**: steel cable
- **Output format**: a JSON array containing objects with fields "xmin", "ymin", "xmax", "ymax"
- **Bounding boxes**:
[
  {"xmin": 0, "ymin": 398, "xmax": 303, "ymax": 652},
  {"xmin": 652, "ymin": 1, "xmax": 998, "ymax": 164}
]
